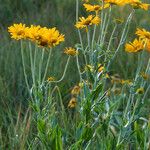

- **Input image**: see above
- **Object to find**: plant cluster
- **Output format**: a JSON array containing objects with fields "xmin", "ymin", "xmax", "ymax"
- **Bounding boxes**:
[{"xmin": 5, "ymin": 0, "xmax": 150, "ymax": 149}]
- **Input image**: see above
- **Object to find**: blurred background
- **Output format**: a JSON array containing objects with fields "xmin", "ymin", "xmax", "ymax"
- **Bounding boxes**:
[{"xmin": 0, "ymin": 0, "xmax": 150, "ymax": 120}]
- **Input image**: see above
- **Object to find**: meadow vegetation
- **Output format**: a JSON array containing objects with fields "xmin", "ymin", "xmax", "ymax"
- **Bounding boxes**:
[{"xmin": 0, "ymin": 0, "xmax": 150, "ymax": 149}]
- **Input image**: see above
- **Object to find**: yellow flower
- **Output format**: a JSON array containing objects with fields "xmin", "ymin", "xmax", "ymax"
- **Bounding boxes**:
[
  {"xmin": 113, "ymin": 18, "xmax": 124, "ymax": 24},
  {"xmin": 125, "ymin": 38, "xmax": 144, "ymax": 53},
  {"xmin": 136, "ymin": 28, "xmax": 150, "ymax": 41},
  {"xmin": 34, "ymin": 27, "xmax": 65, "ymax": 48},
  {"xmin": 135, "ymin": 28, "xmax": 150, "ymax": 52},
  {"xmin": 128, "ymin": 0, "xmax": 149, "ymax": 10},
  {"xmin": 64, "ymin": 47, "xmax": 78, "ymax": 56},
  {"xmin": 98, "ymin": 64, "xmax": 105, "ymax": 72},
  {"xmin": 104, "ymin": 0, "xmax": 127, "ymax": 5},
  {"xmin": 110, "ymin": 74, "xmax": 121, "ymax": 84},
  {"xmin": 46, "ymin": 27, "xmax": 65, "ymax": 48},
  {"xmin": 83, "ymin": 3, "xmax": 110, "ymax": 13},
  {"xmin": 75, "ymin": 15, "xmax": 101, "ymax": 30},
  {"xmin": 25, "ymin": 25, "xmax": 41, "ymax": 41},
  {"xmin": 82, "ymin": 0, "xmax": 89, "ymax": 3},
  {"xmin": 71, "ymin": 85, "xmax": 81, "ymax": 95},
  {"xmin": 34, "ymin": 27, "xmax": 50, "ymax": 47},
  {"xmin": 145, "ymin": 41, "xmax": 150, "ymax": 53},
  {"xmin": 8, "ymin": 23, "xmax": 27, "ymax": 40},
  {"xmin": 68, "ymin": 97, "xmax": 77, "ymax": 108},
  {"xmin": 47, "ymin": 76, "xmax": 55, "ymax": 82},
  {"xmin": 112, "ymin": 88, "xmax": 122, "ymax": 95},
  {"xmin": 8, "ymin": 24, "xmax": 65, "ymax": 48},
  {"xmin": 141, "ymin": 72, "xmax": 149, "ymax": 80},
  {"xmin": 91, "ymin": 16, "xmax": 101, "ymax": 25},
  {"xmin": 121, "ymin": 79, "xmax": 132, "ymax": 85},
  {"xmin": 136, "ymin": 87, "xmax": 144, "ymax": 94},
  {"xmin": 105, "ymin": 73, "xmax": 110, "ymax": 79}
]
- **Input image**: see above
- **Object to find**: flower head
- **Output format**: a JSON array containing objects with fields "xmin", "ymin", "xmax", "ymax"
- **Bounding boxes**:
[
  {"xmin": 145, "ymin": 41, "xmax": 150, "ymax": 53},
  {"xmin": 136, "ymin": 28, "xmax": 150, "ymax": 41},
  {"xmin": 125, "ymin": 38, "xmax": 144, "ymax": 53},
  {"xmin": 121, "ymin": 79, "xmax": 132, "ymax": 85},
  {"xmin": 98, "ymin": 64, "xmax": 105, "ymax": 73},
  {"xmin": 104, "ymin": 0, "xmax": 127, "ymax": 6},
  {"xmin": 64, "ymin": 47, "xmax": 78, "ymax": 56},
  {"xmin": 8, "ymin": 23, "xmax": 27, "ymax": 40},
  {"xmin": 82, "ymin": 0, "xmax": 89, "ymax": 3},
  {"xmin": 47, "ymin": 76, "xmax": 55, "ymax": 82},
  {"xmin": 83, "ymin": 3, "xmax": 110, "ymax": 13},
  {"xmin": 128, "ymin": 0, "xmax": 149, "ymax": 10},
  {"xmin": 71, "ymin": 85, "xmax": 81, "ymax": 95},
  {"xmin": 68, "ymin": 97, "xmax": 77, "ymax": 108},
  {"xmin": 141, "ymin": 72, "xmax": 149, "ymax": 80},
  {"xmin": 136, "ymin": 87, "xmax": 144, "ymax": 94},
  {"xmin": 8, "ymin": 24, "xmax": 65, "ymax": 48},
  {"xmin": 25, "ymin": 25, "xmax": 41, "ymax": 41},
  {"xmin": 75, "ymin": 15, "xmax": 101, "ymax": 30}
]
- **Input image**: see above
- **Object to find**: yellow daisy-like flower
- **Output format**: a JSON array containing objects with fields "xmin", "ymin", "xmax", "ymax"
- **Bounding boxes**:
[
  {"xmin": 82, "ymin": 0, "xmax": 89, "ymax": 3},
  {"xmin": 91, "ymin": 16, "xmax": 101, "ymax": 25},
  {"xmin": 111, "ymin": 74, "xmax": 121, "ymax": 84},
  {"xmin": 34, "ymin": 27, "xmax": 65, "ymax": 48},
  {"xmin": 121, "ymin": 79, "xmax": 132, "ymax": 85},
  {"xmin": 113, "ymin": 18, "xmax": 124, "ymax": 24},
  {"xmin": 128, "ymin": 0, "xmax": 149, "ymax": 10},
  {"xmin": 64, "ymin": 47, "xmax": 78, "ymax": 56},
  {"xmin": 8, "ymin": 24, "xmax": 65, "ymax": 48},
  {"xmin": 98, "ymin": 64, "xmax": 105, "ymax": 72},
  {"xmin": 71, "ymin": 85, "xmax": 81, "ymax": 95},
  {"xmin": 25, "ymin": 25, "xmax": 41, "ymax": 41},
  {"xmin": 145, "ymin": 41, "xmax": 150, "ymax": 53},
  {"xmin": 68, "ymin": 97, "xmax": 77, "ymax": 108},
  {"xmin": 34, "ymin": 27, "xmax": 50, "ymax": 47},
  {"xmin": 83, "ymin": 3, "xmax": 110, "ymax": 13},
  {"xmin": 136, "ymin": 87, "xmax": 144, "ymax": 94},
  {"xmin": 104, "ymin": 0, "xmax": 126, "ymax": 6},
  {"xmin": 47, "ymin": 76, "xmax": 55, "ymax": 82},
  {"xmin": 136, "ymin": 28, "xmax": 150, "ymax": 41},
  {"xmin": 112, "ymin": 88, "xmax": 122, "ymax": 95},
  {"xmin": 8, "ymin": 23, "xmax": 27, "ymax": 40},
  {"xmin": 105, "ymin": 73, "xmax": 110, "ymax": 79},
  {"xmin": 141, "ymin": 72, "xmax": 149, "ymax": 80},
  {"xmin": 75, "ymin": 15, "xmax": 101, "ymax": 30},
  {"xmin": 125, "ymin": 38, "xmax": 144, "ymax": 53},
  {"xmin": 47, "ymin": 27, "xmax": 65, "ymax": 47}
]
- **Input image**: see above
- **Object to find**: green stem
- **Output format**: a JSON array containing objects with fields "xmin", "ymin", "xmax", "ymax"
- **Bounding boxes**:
[
  {"xmin": 76, "ymin": 53, "xmax": 82, "ymax": 81},
  {"xmin": 50, "ymin": 85, "xmax": 67, "ymax": 129},
  {"xmin": 51, "ymin": 56, "xmax": 70, "ymax": 83},
  {"xmin": 29, "ymin": 42, "xmax": 35, "ymax": 87},
  {"xmin": 98, "ymin": 0, "xmax": 104, "ymax": 43},
  {"xmin": 99, "ymin": 13, "xmax": 108, "ymax": 45},
  {"xmin": 38, "ymin": 48, "xmax": 45, "ymax": 84},
  {"xmin": 101, "ymin": 6, "xmax": 112, "ymax": 44},
  {"xmin": 107, "ymin": 10, "xmax": 134, "ymax": 70},
  {"xmin": 107, "ymin": 24, "xmax": 117, "ymax": 51},
  {"xmin": 20, "ymin": 41, "xmax": 30, "ymax": 93},
  {"xmin": 92, "ymin": 25, "xmax": 97, "ymax": 51},
  {"xmin": 142, "ymin": 84, "xmax": 150, "ymax": 103},
  {"xmin": 33, "ymin": 45, "xmax": 38, "ymax": 83},
  {"xmin": 87, "ymin": 29, "xmax": 90, "ymax": 49},
  {"xmin": 42, "ymin": 48, "xmax": 52, "ymax": 83},
  {"xmin": 76, "ymin": 0, "xmax": 84, "ymax": 50}
]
